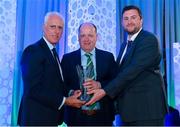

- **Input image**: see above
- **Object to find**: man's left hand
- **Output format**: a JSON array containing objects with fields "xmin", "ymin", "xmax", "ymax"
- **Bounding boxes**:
[{"xmin": 85, "ymin": 88, "xmax": 106, "ymax": 106}]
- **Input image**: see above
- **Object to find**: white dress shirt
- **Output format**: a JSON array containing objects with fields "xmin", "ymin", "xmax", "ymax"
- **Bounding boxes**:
[{"xmin": 43, "ymin": 36, "xmax": 65, "ymax": 110}]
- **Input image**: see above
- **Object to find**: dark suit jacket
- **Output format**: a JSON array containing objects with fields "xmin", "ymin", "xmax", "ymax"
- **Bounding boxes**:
[
  {"xmin": 61, "ymin": 48, "xmax": 118, "ymax": 126},
  {"xmin": 104, "ymin": 30, "xmax": 168, "ymax": 122},
  {"xmin": 18, "ymin": 38, "xmax": 64, "ymax": 126}
]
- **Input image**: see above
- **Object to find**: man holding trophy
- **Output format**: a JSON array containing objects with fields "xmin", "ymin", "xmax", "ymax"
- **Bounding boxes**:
[{"xmin": 61, "ymin": 22, "xmax": 118, "ymax": 126}]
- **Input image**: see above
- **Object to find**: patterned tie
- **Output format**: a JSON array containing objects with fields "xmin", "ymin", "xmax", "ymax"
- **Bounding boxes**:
[
  {"xmin": 84, "ymin": 53, "xmax": 100, "ymax": 111},
  {"xmin": 52, "ymin": 48, "xmax": 64, "ymax": 81},
  {"xmin": 85, "ymin": 53, "xmax": 95, "ymax": 80}
]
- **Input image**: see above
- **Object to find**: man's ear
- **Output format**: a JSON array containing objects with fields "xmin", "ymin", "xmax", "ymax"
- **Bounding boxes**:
[{"xmin": 140, "ymin": 18, "xmax": 143, "ymax": 26}]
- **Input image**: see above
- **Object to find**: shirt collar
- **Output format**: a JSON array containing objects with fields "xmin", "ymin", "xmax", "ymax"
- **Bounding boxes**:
[
  {"xmin": 43, "ymin": 36, "xmax": 55, "ymax": 50},
  {"xmin": 81, "ymin": 48, "xmax": 95, "ymax": 57},
  {"xmin": 127, "ymin": 27, "xmax": 142, "ymax": 41}
]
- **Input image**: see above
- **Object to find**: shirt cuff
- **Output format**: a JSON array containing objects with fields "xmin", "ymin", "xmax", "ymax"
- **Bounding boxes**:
[
  {"xmin": 68, "ymin": 89, "xmax": 74, "ymax": 96},
  {"xmin": 58, "ymin": 97, "xmax": 66, "ymax": 110}
]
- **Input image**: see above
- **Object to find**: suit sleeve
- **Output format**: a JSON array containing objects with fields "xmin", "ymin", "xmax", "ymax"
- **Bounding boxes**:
[
  {"xmin": 100, "ymin": 53, "xmax": 119, "ymax": 88},
  {"xmin": 104, "ymin": 35, "xmax": 161, "ymax": 98}
]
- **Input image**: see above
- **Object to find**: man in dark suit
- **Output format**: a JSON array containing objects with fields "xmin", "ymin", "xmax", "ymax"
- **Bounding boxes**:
[
  {"xmin": 61, "ymin": 22, "xmax": 118, "ymax": 126},
  {"xmin": 86, "ymin": 5, "xmax": 168, "ymax": 126},
  {"xmin": 18, "ymin": 12, "xmax": 85, "ymax": 126}
]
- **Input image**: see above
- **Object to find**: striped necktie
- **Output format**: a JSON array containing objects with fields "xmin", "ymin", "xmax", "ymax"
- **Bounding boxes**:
[
  {"xmin": 85, "ymin": 53, "xmax": 95, "ymax": 80},
  {"xmin": 83, "ymin": 52, "xmax": 100, "ymax": 111}
]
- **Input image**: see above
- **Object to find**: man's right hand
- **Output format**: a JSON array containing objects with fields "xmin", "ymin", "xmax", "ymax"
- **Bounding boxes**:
[{"xmin": 65, "ymin": 90, "xmax": 85, "ymax": 108}]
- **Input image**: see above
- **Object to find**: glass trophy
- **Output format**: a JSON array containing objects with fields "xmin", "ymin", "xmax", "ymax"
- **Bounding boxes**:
[
  {"xmin": 76, "ymin": 65, "xmax": 100, "ymax": 110},
  {"xmin": 76, "ymin": 65, "xmax": 91, "ymax": 102}
]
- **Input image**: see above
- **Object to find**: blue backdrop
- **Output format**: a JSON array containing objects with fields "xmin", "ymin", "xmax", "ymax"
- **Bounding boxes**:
[{"xmin": 0, "ymin": 0, "xmax": 179, "ymax": 126}]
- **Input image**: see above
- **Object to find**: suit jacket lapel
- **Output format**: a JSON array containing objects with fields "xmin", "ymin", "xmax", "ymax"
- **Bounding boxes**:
[
  {"xmin": 120, "ymin": 42, "xmax": 135, "ymax": 66},
  {"xmin": 120, "ymin": 30, "xmax": 144, "ymax": 66},
  {"xmin": 95, "ymin": 48, "xmax": 101, "ymax": 80},
  {"xmin": 39, "ymin": 38, "xmax": 63, "ymax": 81},
  {"xmin": 39, "ymin": 38, "xmax": 54, "ymax": 63},
  {"xmin": 117, "ymin": 41, "xmax": 127, "ymax": 64},
  {"xmin": 76, "ymin": 49, "xmax": 82, "ymax": 66}
]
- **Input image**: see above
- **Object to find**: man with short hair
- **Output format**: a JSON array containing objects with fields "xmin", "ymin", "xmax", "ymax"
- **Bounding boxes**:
[
  {"xmin": 18, "ymin": 12, "xmax": 85, "ymax": 126},
  {"xmin": 86, "ymin": 5, "xmax": 168, "ymax": 126},
  {"xmin": 61, "ymin": 22, "xmax": 118, "ymax": 126}
]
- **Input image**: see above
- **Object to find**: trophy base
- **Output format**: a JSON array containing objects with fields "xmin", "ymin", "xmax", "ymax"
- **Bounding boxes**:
[
  {"xmin": 81, "ymin": 102, "xmax": 100, "ymax": 111},
  {"xmin": 82, "ymin": 109, "xmax": 97, "ymax": 115},
  {"xmin": 81, "ymin": 102, "xmax": 101, "ymax": 115}
]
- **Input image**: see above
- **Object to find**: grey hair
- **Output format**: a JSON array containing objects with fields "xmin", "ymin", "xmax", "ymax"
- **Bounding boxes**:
[{"xmin": 44, "ymin": 11, "xmax": 64, "ymax": 25}]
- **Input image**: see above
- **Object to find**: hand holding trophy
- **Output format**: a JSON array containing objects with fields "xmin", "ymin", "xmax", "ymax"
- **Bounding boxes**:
[{"xmin": 76, "ymin": 65, "xmax": 100, "ymax": 114}]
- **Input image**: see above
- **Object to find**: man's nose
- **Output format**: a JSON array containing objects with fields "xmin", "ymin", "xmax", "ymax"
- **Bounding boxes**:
[
  {"xmin": 55, "ymin": 27, "xmax": 60, "ymax": 33},
  {"xmin": 84, "ymin": 36, "xmax": 89, "ymax": 41},
  {"xmin": 127, "ymin": 18, "xmax": 133, "ymax": 23}
]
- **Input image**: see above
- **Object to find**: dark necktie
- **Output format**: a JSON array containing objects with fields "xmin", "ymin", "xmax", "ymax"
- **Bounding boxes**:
[
  {"xmin": 52, "ymin": 48, "xmax": 60, "ymax": 63},
  {"xmin": 52, "ymin": 48, "xmax": 64, "ymax": 81},
  {"xmin": 126, "ymin": 40, "xmax": 132, "ymax": 54},
  {"xmin": 119, "ymin": 40, "xmax": 133, "ymax": 64}
]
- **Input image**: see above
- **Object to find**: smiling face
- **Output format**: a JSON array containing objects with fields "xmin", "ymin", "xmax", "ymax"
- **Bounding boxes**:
[
  {"xmin": 122, "ymin": 9, "xmax": 143, "ymax": 35},
  {"xmin": 78, "ymin": 23, "xmax": 97, "ymax": 53},
  {"xmin": 43, "ymin": 14, "xmax": 64, "ymax": 45}
]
